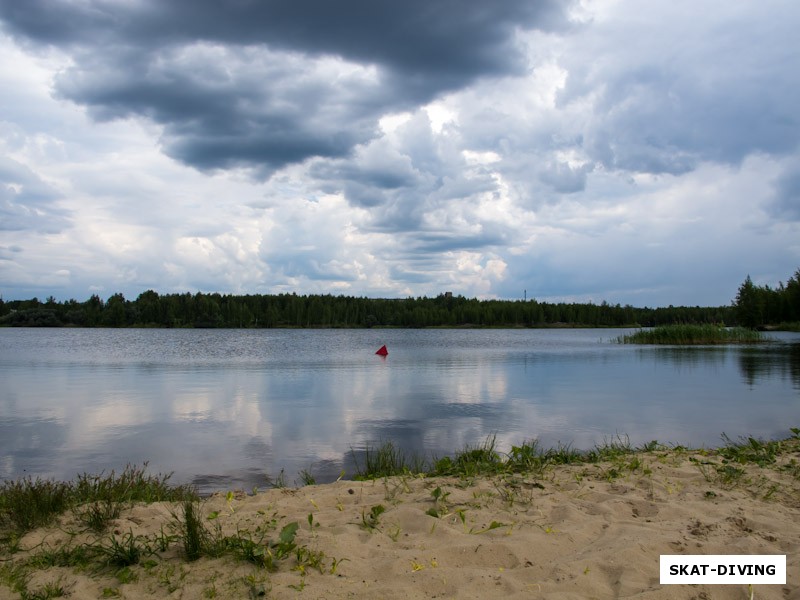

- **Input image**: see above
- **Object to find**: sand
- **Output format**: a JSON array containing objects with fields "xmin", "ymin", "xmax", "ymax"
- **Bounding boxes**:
[{"xmin": 2, "ymin": 442, "xmax": 798, "ymax": 599}]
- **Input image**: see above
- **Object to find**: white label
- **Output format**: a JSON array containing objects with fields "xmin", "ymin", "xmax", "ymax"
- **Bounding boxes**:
[{"xmin": 660, "ymin": 555, "xmax": 786, "ymax": 584}]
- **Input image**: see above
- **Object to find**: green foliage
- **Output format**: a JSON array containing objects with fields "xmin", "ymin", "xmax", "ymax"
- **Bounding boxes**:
[
  {"xmin": 172, "ymin": 505, "xmax": 300, "ymax": 571},
  {"xmin": 0, "ymin": 308, "xmax": 62, "ymax": 327},
  {"xmin": 431, "ymin": 436, "xmax": 508, "ymax": 478},
  {"xmin": 733, "ymin": 268, "xmax": 800, "ymax": 329},
  {"xmin": 426, "ymin": 486, "xmax": 452, "ymax": 518},
  {"xmin": 360, "ymin": 505, "xmax": 386, "ymax": 531},
  {"xmin": 718, "ymin": 433, "xmax": 781, "ymax": 467},
  {"xmin": 223, "ymin": 523, "xmax": 299, "ymax": 570},
  {"xmin": 469, "ymin": 520, "xmax": 509, "ymax": 535},
  {"xmin": 6, "ymin": 269, "xmax": 799, "ymax": 329},
  {"xmin": 448, "ymin": 436, "xmax": 503, "ymax": 476}
]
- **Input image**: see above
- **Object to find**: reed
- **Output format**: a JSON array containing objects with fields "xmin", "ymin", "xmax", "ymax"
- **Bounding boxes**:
[{"xmin": 617, "ymin": 324, "xmax": 764, "ymax": 344}]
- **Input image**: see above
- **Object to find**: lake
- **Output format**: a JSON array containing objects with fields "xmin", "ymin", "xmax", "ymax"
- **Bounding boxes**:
[{"xmin": 1, "ymin": 328, "xmax": 798, "ymax": 494}]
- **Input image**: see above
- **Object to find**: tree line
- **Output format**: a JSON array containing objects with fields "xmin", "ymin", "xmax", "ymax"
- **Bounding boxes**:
[
  {"xmin": 2, "ymin": 267, "xmax": 797, "ymax": 329},
  {"xmin": 734, "ymin": 268, "xmax": 800, "ymax": 329},
  {"xmin": 1, "ymin": 290, "xmax": 735, "ymax": 329}
]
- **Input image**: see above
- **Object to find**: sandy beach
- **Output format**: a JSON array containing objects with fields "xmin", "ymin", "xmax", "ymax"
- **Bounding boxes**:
[{"xmin": 2, "ymin": 441, "xmax": 798, "ymax": 599}]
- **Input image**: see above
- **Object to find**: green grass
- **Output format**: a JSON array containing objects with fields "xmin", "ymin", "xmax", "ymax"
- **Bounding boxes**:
[
  {"xmin": 350, "ymin": 430, "xmax": 798, "ymax": 481},
  {"xmin": 0, "ymin": 478, "xmax": 73, "ymax": 533},
  {"xmin": 73, "ymin": 463, "xmax": 197, "ymax": 505},
  {"xmin": 717, "ymin": 432, "xmax": 785, "ymax": 467},
  {"xmin": 178, "ymin": 501, "xmax": 207, "ymax": 562},
  {"xmin": 24, "ymin": 544, "xmax": 95, "ymax": 570},
  {"xmin": 94, "ymin": 531, "xmax": 154, "ymax": 568},
  {"xmin": 352, "ymin": 441, "xmax": 428, "ymax": 479},
  {"xmin": 432, "ymin": 435, "xmax": 504, "ymax": 477},
  {"xmin": 0, "ymin": 464, "xmax": 199, "ymax": 539},
  {"xmin": 617, "ymin": 324, "xmax": 764, "ymax": 344},
  {"xmin": 0, "ymin": 466, "xmax": 334, "ymax": 598},
  {"xmin": 171, "ymin": 501, "xmax": 302, "ymax": 570}
]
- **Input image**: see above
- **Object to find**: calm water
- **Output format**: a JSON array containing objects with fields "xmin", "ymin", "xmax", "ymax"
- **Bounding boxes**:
[{"xmin": 1, "ymin": 328, "xmax": 799, "ymax": 494}]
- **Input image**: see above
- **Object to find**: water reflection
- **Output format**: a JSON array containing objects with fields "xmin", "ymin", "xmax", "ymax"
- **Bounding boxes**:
[
  {"xmin": 1, "ymin": 329, "xmax": 798, "ymax": 494},
  {"xmin": 738, "ymin": 343, "xmax": 800, "ymax": 388}
]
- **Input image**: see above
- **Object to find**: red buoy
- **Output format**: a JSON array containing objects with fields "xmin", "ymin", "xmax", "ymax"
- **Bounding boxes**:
[{"xmin": 375, "ymin": 344, "xmax": 388, "ymax": 356}]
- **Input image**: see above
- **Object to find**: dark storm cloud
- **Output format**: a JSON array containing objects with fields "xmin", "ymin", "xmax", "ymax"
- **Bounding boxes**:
[
  {"xmin": 0, "ymin": 0, "xmax": 574, "ymax": 175},
  {"xmin": 0, "ymin": 0, "xmax": 571, "ymax": 81}
]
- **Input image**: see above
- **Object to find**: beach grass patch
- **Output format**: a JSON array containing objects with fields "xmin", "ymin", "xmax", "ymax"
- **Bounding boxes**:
[
  {"xmin": 718, "ymin": 433, "xmax": 781, "ymax": 467},
  {"xmin": 178, "ymin": 501, "xmax": 208, "ymax": 562},
  {"xmin": 21, "ymin": 579, "xmax": 66, "ymax": 600},
  {"xmin": 265, "ymin": 469, "xmax": 287, "ymax": 489},
  {"xmin": 299, "ymin": 469, "xmax": 316, "ymax": 486},
  {"xmin": 76, "ymin": 500, "xmax": 121, "ymax": 533},
  {"xmin": 73, "ymin": 463, "xmax": 196, "ymax": 505},
  {"xmin": 353, "ymin": 441, "xmax": 427, "ymax": 479},
  {"xmin": 26, "ymin": 543, "xmax": 94, "ymax": 570},
  {"xmin": 238, "ymin": 521, "xmax": 298, "ymax": 570},
  {"xmin": 0, "ymin": 478, "xmax": 73, "ymax": 534},
  {"xmin": 0, "ymin": 464, "xmax": 198, "ymax": 541},
  {"xmin": 432, "ymin": 435, "xmax": 504, "ymax": 477},
  {"xmin": 95, "ymin": 531, "xmax": 153, "ymax": 569}
]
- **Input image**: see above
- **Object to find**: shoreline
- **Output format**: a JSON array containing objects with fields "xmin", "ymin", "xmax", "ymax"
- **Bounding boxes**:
[{"xmin": 2, "ymin": 436, "xmax": 798, "ymax": 599}]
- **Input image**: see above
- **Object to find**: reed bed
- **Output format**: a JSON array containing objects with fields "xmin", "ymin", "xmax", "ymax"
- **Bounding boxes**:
[{"xmin": 617, "ymin": 324, "xmax": 764, "ymax": 345}]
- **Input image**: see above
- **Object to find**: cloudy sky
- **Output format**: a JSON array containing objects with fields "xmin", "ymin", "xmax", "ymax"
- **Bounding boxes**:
[{"xmin": 1, "ymin": 0, "xmax": 798, "ymax": 306}]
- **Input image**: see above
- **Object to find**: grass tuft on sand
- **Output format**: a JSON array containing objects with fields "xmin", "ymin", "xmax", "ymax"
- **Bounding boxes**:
[{"xmin": 0, "ymin": 463, "xmax": 198, "ymax": 538}]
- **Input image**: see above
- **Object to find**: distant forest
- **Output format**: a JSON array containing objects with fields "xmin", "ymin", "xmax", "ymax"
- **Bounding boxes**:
[{"xmin": 2, "ymin": 269, "xmax": 798, "ymax": 329}]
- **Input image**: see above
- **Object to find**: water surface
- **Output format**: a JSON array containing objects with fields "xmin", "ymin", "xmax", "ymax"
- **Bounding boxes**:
[{"xmin": 1, "ymin": 328, "xmax": 798, "ymax": 493}]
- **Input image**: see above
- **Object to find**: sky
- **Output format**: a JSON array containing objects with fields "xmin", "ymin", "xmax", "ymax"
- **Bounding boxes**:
[{"xmin": 1, "ymin": 0, "xmax": 799, "ymax": 307}]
